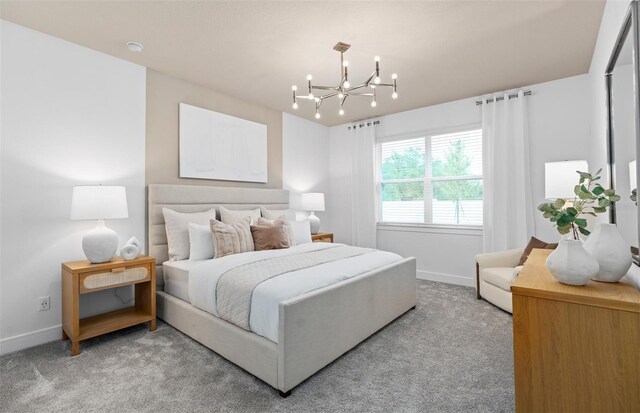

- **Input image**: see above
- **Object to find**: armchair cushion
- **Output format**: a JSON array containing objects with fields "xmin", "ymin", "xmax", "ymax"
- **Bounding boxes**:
[{"xmin": 475, "ymin": 248, "xmax": 525, "ymax": 270}]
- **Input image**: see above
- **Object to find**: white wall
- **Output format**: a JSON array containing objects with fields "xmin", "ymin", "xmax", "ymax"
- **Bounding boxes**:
[
  {"xmin": 282, "ymin": 112, "xmax": 331, "ymax": 228},
  {"xmin": 329, "ymin": 74, "xmax": 591, "ymax": 286},
  {"xmin": 0, "ymin": 21, "xmax": 146, "ymax": 354}
]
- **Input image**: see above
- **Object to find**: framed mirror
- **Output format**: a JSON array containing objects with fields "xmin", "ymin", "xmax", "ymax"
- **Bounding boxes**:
[{"xmin": 606, "ymin": 1, "xmax": 640, "ymax": 264}]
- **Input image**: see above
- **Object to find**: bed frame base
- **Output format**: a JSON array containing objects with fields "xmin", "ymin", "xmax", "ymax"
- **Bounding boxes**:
[{"xmin": 157, "ymin": 257, "xmax": 417, "ymax": 395}]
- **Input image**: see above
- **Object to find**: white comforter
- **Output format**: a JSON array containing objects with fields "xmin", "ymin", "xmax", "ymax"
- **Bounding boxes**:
[{"xmin": 188, "ymin": 242, "xmax": 403, "ymax": 343}]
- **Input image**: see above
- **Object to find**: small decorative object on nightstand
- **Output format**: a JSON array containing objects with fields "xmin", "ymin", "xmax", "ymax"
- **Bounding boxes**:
[
  {"xmin": 61, "ymin": 255, "xmax": 156, "ymax": 356},
  {"xmin": 71, "ymin": 185, "xmax": 129, "ymax": 263},
  {"xmin": 311, "ymin": 233, "xmax": 334, "ymax": 243},
  {"xmin": 301, "ymin": 192, "xmax": 325, "ymax": 234}
]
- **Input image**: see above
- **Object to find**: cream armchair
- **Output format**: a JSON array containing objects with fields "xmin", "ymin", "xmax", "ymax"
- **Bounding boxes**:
[{"xmin": 475, "ymin": 248, "xmax": 525, "ymax": 314}]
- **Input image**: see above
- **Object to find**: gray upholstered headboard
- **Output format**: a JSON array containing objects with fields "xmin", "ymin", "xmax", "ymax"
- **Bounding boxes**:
[{"xmin": 148, "ymin": 184, "xmax": 289, "ymax": 287}]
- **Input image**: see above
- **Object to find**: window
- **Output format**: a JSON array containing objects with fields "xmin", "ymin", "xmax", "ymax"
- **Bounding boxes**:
[{"xmin": 377, "ymin": 128, "xmax": 483, "ymax": 226}]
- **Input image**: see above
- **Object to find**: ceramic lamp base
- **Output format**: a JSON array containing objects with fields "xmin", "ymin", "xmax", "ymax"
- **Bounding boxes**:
[
  {"xmin": 308, "ymin": 212, "xmax": 321, "ymax": 235},
  {"xmin": 82, "ymin": 220, "xmax": 118, "ymax": 263}
]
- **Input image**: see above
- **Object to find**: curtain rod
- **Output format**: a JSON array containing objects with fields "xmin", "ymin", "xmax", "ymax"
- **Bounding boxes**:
[
  {"xmin": 347, "ymin": 120, "xmax": 380, "ymax": 130},
  {"xmin": 475, "ymin": 90, "xmax": 532, "ymax": 106}
]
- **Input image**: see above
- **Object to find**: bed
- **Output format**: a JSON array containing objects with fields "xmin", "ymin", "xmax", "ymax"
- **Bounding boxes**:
[{"xmin": 148, "ymin": 184, "xmax": 417, "ymax": 396}]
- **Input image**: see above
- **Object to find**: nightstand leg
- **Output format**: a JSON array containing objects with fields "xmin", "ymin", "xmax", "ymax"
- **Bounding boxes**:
[
  {"xmin": 71, "ymin": 341, "xmax": 80, "ymax": 357},
  {"xmin": 61, "ymin": 328, "xmax": 69, "ymax": 341},
  {"xmin": 150, "ymin": 319, "xmax": 156, "ymax": 332}
]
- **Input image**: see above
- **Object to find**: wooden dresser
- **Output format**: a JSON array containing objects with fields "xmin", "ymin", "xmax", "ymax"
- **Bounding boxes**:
[{"xmin": 512, "ymin": 249, "xmax": 640, "ymax": 412}]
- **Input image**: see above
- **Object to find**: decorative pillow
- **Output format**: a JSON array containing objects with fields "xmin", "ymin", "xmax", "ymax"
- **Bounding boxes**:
[
  {"xmin": 260, "ymin": 207, "xmax": 296, "ymax": 221},
  {"xmin": 251, "ymin": 217, "xmax": 291, "ymax": 251},
  {"xmin": 518, "ymin": 237, "xmax": 558, "ymax": 266},
  {"xmin": 257, "ymin": 216, "xmax": 294, "ymax": 245},
  {"xmin": 210, "ymin": 217, "xmax": 254, "ymax": 258},
  {"xmin": 290, "ymin": 219, "xmax": 312, "ymax": 245},
  {"xmin": 188, "ymin": 223, "xmax": 214, "ymax": 261},
  {"xmin": 163, "ymin": 208, "xmax": 216, "ymax": 261},
  {"xmin": 219, "ymin": 206, "xmax": 261, "ymax": 225}
]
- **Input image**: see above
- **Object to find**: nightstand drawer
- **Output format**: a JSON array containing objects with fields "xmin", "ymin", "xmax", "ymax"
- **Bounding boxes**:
[{"xmin": 79, "ymin": 264, "xmax": 150, "ymax": 294}]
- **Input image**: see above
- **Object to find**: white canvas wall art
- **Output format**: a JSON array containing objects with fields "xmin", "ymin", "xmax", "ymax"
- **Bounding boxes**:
[{"xmin": 179, "ymin": 103, "xmax": 267, "ymax": 183}]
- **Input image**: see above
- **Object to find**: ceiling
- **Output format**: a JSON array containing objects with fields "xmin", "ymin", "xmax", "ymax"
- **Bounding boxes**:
[{"xmin": 0, "ymin": 1, "xmax": 605, "ymax": 126}]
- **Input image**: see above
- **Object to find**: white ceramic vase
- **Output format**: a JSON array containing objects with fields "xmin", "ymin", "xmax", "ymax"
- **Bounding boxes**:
[
  {"xmin": 546, "ymin": 238, "xmax": 599, "ymax": 286},
  {"xmin": 583, "ymin": 223, "xmax": 632, "ymax": 282}
]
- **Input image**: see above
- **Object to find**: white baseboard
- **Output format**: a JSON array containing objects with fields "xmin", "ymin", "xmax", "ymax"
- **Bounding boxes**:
[
  {"xmin": 0, "ymin": 324, "xmax": 61, "ymax": 355},
  {"xmin": 416, "ymin": 270, "xmax": 475, "ymax": 287}
]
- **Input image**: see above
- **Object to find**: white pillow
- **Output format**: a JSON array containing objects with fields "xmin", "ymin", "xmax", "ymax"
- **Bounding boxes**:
[
  {"xmin": 188, "ymin": 223, "xmax": 214, "ymax": 261},
  {"xmin": 290, "ymin": 219, "xmax": 312, "ymax": 245},
  {"xmin": 219, "ymin": 206, "xmax": 261, "ymax": 225},
  {"xmin": 261, "ymin": 207, "xmax": 296, "ymax": 221},
  {"xmin": 162, "ymin": 208, "xmax": 216, "ymax": 261}
]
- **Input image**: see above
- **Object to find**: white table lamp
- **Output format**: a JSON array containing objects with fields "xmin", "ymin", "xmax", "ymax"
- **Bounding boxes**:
[
  {"xmin": 301, "ymin": 192, "xmax": 325, "ymax": 234},
  {"xmin": 545, "ymin": 160, "xmax": 588, "ymax": 199},
  {"xmin": 71, "ymin": 185, "xmax": 128, "ymax": 263}
]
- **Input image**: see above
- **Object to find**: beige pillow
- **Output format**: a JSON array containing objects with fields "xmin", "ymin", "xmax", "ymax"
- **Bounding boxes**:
[
  {"xmin": 251, "ymin": 217, "xmax": 291, "ymax": 251},
  {"xmin": 162, "ymin": 208, "xmax": 217, "ymax": 261},
  {"xmin": 210, "ymin": 217, "xmax": 254, "ymax": 258},
  {"xmin": 219, "ymin": 206, "xmax": 261, "ymax": 225},
  {"xmin": 260, "ymin": 207, "xmax": 296, "ymax": 221}
]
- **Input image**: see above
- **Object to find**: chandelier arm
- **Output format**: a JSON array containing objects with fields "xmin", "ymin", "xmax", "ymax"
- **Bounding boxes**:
[
  {"xmin": 364, "ymin": 73, "xmax": 376, "ymax": 86},
  {"xmin": 346, "ymin": 84, "xmax": 368, "ymax": 92},
  {"xmin": 374, "ymin": 83, "xmax": 395, "ymax": 87},
  {"xmin": 295, "ymin": 95, "xmax": 316, "ymax": 100},
  {"xmin": 348, "ymin": 92, "xmax": 375, "ymax": 97},
  {"xmin": 312, "ymin": 85, "xmax": 340, "ymax": 91},
  {"xmin": 340, "ymin": 95, "xmax": 348, "ymax": 105},
  {"xmin": 319, "ymin": 91, "xmax": 340, "ymax": 100}
]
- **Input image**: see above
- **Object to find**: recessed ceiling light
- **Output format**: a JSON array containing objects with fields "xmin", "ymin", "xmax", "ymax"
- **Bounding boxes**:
[{"xmin": 126, "ymin": 42, "xmax": 144, "ymax": 53}]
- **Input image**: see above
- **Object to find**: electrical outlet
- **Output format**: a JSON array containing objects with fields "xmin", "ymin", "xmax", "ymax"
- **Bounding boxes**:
[{"xmin": 39, "ymin": 296, "xmax": 50, "ymax": 311}]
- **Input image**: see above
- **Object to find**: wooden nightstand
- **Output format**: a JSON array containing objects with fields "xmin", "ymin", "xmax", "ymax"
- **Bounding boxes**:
[
  {"xmin": 61, "ymin": 255, "xmax": 156, "ymax": 356},
  {"xmin": 311, "ymin": 233, "xmax": 334, "ymax": 243}
]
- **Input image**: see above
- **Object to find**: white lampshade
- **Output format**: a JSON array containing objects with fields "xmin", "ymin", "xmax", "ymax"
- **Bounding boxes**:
[
  {"xmin": 71, "ymin": 185, "xmax": 128, "ymax": 220},
  {"xmin": 545, "ymin": 160, "xmax": 588, "ymax": 199},
  {"xmin": 630, "ymin": 160, "xmax": 637, "ymax": 190},
  {"xmin": 300, "ymin": 192, "xmax": 325, "ymax": 212}
]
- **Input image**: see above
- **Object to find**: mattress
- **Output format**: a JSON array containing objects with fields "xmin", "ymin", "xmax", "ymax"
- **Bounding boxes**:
[{"xmin": 162, "ymin": 260, "xmax": 208, "ymax": 303}]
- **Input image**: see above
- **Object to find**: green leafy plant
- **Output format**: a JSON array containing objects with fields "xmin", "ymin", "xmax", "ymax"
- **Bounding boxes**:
[{"xmin": 537, "ymin": 169, "xmax": 620, "ymax": 240}]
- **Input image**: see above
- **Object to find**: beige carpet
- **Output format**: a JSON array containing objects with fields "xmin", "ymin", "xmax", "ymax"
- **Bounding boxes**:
[{"xmin": 0, "ymin": 280, "xmax": 514, "ymax": 412}]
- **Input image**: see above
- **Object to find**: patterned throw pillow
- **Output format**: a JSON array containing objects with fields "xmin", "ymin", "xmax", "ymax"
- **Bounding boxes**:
[
  {"xmin": 251, "ymin": 217, "xmax": 291, "ymax": 251},
  {"xmin": 210, "ymin": 217, "xmax": 255, "ymax": 258}
]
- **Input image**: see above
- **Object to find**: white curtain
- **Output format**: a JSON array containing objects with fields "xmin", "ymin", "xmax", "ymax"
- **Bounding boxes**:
[
  {"xmin": 482, "ymin": 90, "xmax": 535, "ymax": 252},
  {"xmin": 349, "ymin": 123, "xmax": 377, "ymax": 248}
]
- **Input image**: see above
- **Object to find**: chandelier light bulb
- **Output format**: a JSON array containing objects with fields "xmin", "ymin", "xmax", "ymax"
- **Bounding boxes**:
[
  {"xmin": 338, "ymin": 92, "xmax": 344, "ymax": 99},
  {"xmin": 392, "ymin": 92, "xmax": 398, "ymax": 99},
  {"xmin": 314, "ymin": 97, "xmax": 320, "ymax": 102},
  {"xmin": 315, "ymin": 112, "xmax": 321, "ymax": 119},
  {"xmin": 374, "ymin": 77, "xmax": 381, "ymax": 84},
  {"xmin": 374, "ymin": 56, "xmax": 380, "ymax": 62},
  {"xmin": 371, "ymin": 100, "xmax": 377, "ymax": 107},
  {"xmin": 370, "ymin": 84, "xmax": 376, "ymax": 89},
  {"xmin": 292, "ymin": 85, "xmax": 297, "ymax": 91},
  {"xmin": 307, "ymin": 74, "xmax": 313, "ymax": 81},
  {"xmin": 344, "ymin": 81, "xmax": 351, "ymax": 88},
  {"xmin": 339, "ymin": 108, "xmax": 344, "ymax": 116},
  {"xmin": 293, "ymin": 102, "xmax": 299, "ymax": 109},
  {"xmin": 343, "ymin": 61, "xmax": 349, "ymax": 67},
  {"xmin": 308, "ymin": 93, "xmax": 314, "ymax": 99},
  {"xmin": 391, "ymin": 73, "xmax": 398, "ymax": 80}
]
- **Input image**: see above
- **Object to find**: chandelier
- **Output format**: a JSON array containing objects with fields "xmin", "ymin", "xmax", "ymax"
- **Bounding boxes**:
[{"xmin": 291, "ymin": 42, "xmax": 398, "ymax": 119}]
